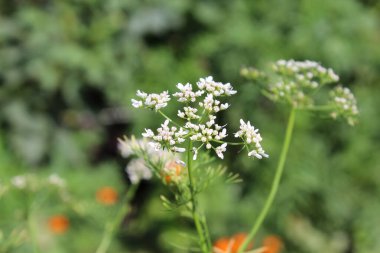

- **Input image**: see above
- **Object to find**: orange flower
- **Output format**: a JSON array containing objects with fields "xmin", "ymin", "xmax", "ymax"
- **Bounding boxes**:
[
  {"xmin": 214, "ymin": 237, "xmax": 231, "ymax": 252},
  {"xmin": 213, "ymin": 233, "xmax": 253, "ymax": 253},
  {"xmin": 96, "ymin": 186, "xmax": 118, "ymax": 205},
  {"xmin": 48, "ymin": 215, "xmax": 69, "ymax": 234},
  {"xmin": 262, "ymin": 235, "xmax": 282, "ymax": 253},
  {"xmin": 163, "ymin": 161, "xmax": 183, "ymax": 184}
]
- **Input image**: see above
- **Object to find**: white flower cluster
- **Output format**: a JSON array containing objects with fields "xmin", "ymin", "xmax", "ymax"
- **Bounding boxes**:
[
  {"xmin": 186, "ymin": 115, "xmax": 228, "ymax": 159},
  {"xmin": 126, "ymin": 159, "xmax": 153, "ymax": 184},
  {"xmin": 118, "ymin": 136, "xmax": 176, "ymax": 184},
  {"xmin": 173, "ymin": 83, "xmax": 204, "ymax": 102},
  {"xmin": 178, "ymin": 106, "xmax": 200, "ymax": 120},
  {"xmin": 131, "ymin": 90, "xmax": 170, "ymax": 110},
  {"xmin": 197, "ymin": 76, "xmax": 237, "ymax": 96},
  {"xmin": 199, "ymin": 94, "xmax": 230, "ymax": 113},
  {"xmin": 142, "ymin": 120, "xmax": 188, "ymax": 153},
  {"xmin": 48, "ymin": 174, "xmax": 66, "ymax": 188},
  {"xmin": 235, "ymin": 119, "xmax": 268, "ymax": 159},
  {"xmin": 131, "ymin": 76, "xmax": 267, "ymax": 160},
  {"xmin": 329, "ymin": 86, "xmax": 359, "ymax": 125},
  {"xmin": 11, "ymin": 175, "xmax": 27, "ymax": 189}
]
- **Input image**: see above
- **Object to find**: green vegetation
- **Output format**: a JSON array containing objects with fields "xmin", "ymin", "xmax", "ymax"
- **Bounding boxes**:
[{"xmin": 1, "ymin": 0, "xmax": 380, "ymax": 252}]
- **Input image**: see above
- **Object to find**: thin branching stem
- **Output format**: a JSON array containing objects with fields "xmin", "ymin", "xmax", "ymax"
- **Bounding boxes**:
[
  {"xmin": 95, "ymin": 183, "xmax": 139, "ymax": 253},
  {"xmin": 27, "ymin": 193, "xmax": 40, "ymax": 253},
  {"xmin": 158, "ymin": 110, "xmax": 181, "ymax": 127},
  {"xmin": 187, "ymin": 140, "xmax": 212, "ymax": 253},
  {"xmin": 238, "ymin": 107, "xmax": 296, "ymax": 253}
]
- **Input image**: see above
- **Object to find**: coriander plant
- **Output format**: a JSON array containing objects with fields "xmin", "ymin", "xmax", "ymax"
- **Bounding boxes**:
[{"xmin": 114, "ymin": 60, "xmax": 358, "ymax": 253}]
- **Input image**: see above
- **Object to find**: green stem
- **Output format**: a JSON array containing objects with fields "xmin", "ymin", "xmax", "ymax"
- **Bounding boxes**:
[
  {"xmin": 158, "ymin": 110, "xmax": 181, "ymax": 127},
  {"xmin": 95, "ymin": 183, "xmax": 138, "ymax": 253},
  {"xmin": 187, "ymin": 140, "xmax": 211, "ymax": 253},
  {"xmin": 238, "ymin": 107, "xmax": 296, "ymax": 253},
  {"xmin": 27, "ymin": 194, "xmax": 40, "ymax": 253}
]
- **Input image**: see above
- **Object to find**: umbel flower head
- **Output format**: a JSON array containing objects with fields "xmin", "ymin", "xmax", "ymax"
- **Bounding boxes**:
[
  {"xmin": 118, "ymin": 136, "xmax": 175, "ymax": 184},
  {"xmin": 241, "ymin": 59, "xmax": 359, "ymax": 126},
  {"xmin": 130, "ymin": 76, "xmax": 268, "ymax": 161}
]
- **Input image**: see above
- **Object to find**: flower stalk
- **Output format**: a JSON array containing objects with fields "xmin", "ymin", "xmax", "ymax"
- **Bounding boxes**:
[
  {"xmin": 95, "ymin": 183, "xmax": 138, "ymax": 253},
  {"xmin": 238, "ymin": 107, "xmax": 296, "ymax": 253},
  {"xmin": 187, "ymin": 140, "xmax": 212, "ymax": 253}
]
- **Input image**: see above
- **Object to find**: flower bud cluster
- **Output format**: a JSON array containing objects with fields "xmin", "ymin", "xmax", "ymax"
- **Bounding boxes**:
[
  {"xmin": 273, "ymin": 60, "xmax": 339, "ymax": 86},
  {"xmin": 264, "ymin": 60, "xmax": 340, "ymax": 107},
  {"xmin": 329, "ymin": 86, "xmax": 359, "ymax": 126},
  {"xmin": 131, "ymin": 76, "xmax": 267, "ymax": 160},
  {"xmin": 242, "ymin": 60, "xmax": 359, "ymax": 126},
  {"xmin": 235, "ymin": 119, "xmax": 268, "ymax": 159},
  {"xmin": 131, "ymin": 90, "xmax": 170, "ymax": 111}
]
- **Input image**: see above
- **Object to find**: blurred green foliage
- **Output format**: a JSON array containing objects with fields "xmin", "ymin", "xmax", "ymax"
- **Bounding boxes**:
[{"xmin": 1, "ymin": 0, "xmax": 380, "ymax": 252}]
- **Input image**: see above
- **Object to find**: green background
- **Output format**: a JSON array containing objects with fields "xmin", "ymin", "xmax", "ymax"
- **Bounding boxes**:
[{"xmin": 1, "ymin": 0, "xmax": 380, "ymax": 252}]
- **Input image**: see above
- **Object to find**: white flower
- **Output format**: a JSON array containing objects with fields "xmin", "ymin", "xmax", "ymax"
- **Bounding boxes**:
[
  {"xmin": 143, "ymin": 120, "xmax": 188, "ymax": 153},
  {"xmin": 235, "ymin": 119, "xmax": 268, "ymax": 159},
  {"xmin": 126, "ymin": 158, "xmax": 153, "ymax": 184},
  {"xmin": 196, "ymin": 76, "xmax": 237, "ymax": 97},
  {"xmin": 131, "ymin": 90, "xmax": 171, "ymax": 111},
  {"xmin": 199, "ymin": 94, "xmax": 229, "ymax": 113},
  {"xmin": 173, "ymin": 83, "xmax": 204, "ymax": 102},
  {"xmin": 118, "ymin": 136, "xmax": 175, "ymax": 162},
  {"xmin": 177, "ymin": 106, "xmax": 200, "ymax": 120},
  {"xmin": 131, "ymin": 99, "xmax": 143, "ymax": 108},
  {"xmin": 48, "ymin": 174, "xmax": 65, "ymax": 187},
  {"xmin": 142, "ymin": 129, "xmax": 155, "ymax": 138},
  {"xmin": 11, "ymin": 176, "xmax": 27, "ymax": 189},
  {"xmin": 215, "ymin": 143, "xmax": 227, "ymax": 159},
  {"xmin": 192, "ymin": 147, "xmax": 198, "ymax": 160}
]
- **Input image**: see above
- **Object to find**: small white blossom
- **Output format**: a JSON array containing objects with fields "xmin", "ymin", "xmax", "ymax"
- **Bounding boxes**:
[
  {"xmin": 199, "ymin": 94, "xmax": 229, "ymax": 113},
  {"xmin": 118, "ymin": 136, "xmax": 175, "ymax": 162},
  {"xmin": 143, "ymin": 120, "xmax": 188, "ymax": 153},
  {"xmin": 177, "ymin": 106, "xmax": 200, "ymax": 120},
  {"xmin": 131, "ymin": 90, "xmax": 170, "ymax": 111},
  {"xmin": 131, "ymin": 99, "xmax": 143, "ymax": 108},
  {"xmin": 192, "ymin": 147, "xmax": 198, "ymax": 160},
  {"xmin": 126, "ymin": 158, "xmax": 153, "ymax": 184},
  {"xmin": 173, "ymin": 83, "xmax": 204, "ymax": 102},
  {"xmin": 196, "ymin": 76, "xmax": 237, "ymax": 97},
  {"xmin": 48, "ymin": 174, "xmax": 65, "ymax": 187},
  {"xmin": 11, "ymin": 176, "xmax": 27, "ymax": 189},
  {"xmin": 235, "ymin": 119, "xmax": 268, "ymax": 159},
  {"xmin": 215, "ymin": 143, "xmax": 227, "ymax": 159}
]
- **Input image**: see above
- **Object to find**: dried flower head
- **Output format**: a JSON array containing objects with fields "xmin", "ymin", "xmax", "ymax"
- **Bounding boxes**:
[{"xmin": 163, "ymin": 161, "xmax": 185, "ymax": 184}]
